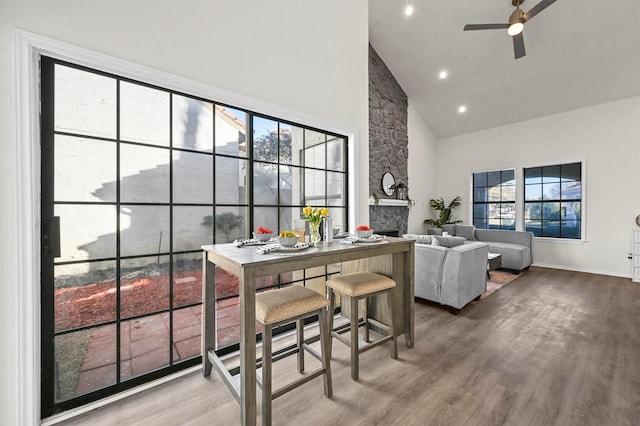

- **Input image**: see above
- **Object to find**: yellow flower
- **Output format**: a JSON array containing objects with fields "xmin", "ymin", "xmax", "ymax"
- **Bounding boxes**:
[{"xmin": 302, "ymin": 205, "xmax": 329, "ymax": 225}]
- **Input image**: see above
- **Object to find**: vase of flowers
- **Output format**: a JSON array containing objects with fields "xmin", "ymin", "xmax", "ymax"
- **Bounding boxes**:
[{"xmin": 302, "ymin": 205, "xmax": 329, "ymax": 243}]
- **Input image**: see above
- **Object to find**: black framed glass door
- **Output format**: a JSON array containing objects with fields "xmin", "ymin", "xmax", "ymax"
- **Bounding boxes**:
[
  {"xmin": 40, "ymin": 55, "xmax": 349, "ymax": 418},
  {"xmin": 40, "ymin": 56, "xmax": 211, "ymax": 417}
]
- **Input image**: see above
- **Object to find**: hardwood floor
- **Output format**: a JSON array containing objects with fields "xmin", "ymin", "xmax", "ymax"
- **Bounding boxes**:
[{"xmin": 56, "ymin": 267, "xmax": 640, "ymax": 426}]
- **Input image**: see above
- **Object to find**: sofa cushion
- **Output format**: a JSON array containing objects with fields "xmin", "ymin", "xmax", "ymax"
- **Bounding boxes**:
[
  {"xmin": 402, "ymin": 234, "xmax": 434, "ymax": 245},
  {"xmin": 485, "ymin": 241, "xmax": 531, "ymax": 271},
  {"xmin": 427, "ymin": 228, "xmax": 443, "ymax": 236},
  {"xmin": 434, "ymin": 235, "xmax": 466, "ymax": 248},
  {"xmin": 441, "ymin": 224, "xmax": 456, "ymax": 236},
  {"xmin": 455, "ymin": 224, "xmax": 477, "ymax": 241}
]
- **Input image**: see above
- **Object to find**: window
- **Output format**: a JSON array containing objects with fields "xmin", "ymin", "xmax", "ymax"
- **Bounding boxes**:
[
  {"xmin": 40, "ymin": 57, "xmax": 348, "ymax": 416},
  {"xmin": 472, "ymin": 169, "xmax": 516, "ymax": 230},
  {"xmin": 524, "ymin": 162, "xmax": 582, "ymax": 239}
]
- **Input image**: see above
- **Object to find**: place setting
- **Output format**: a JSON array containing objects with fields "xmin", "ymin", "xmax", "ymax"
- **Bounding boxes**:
[
  {"xmin": 233, "ymin": 226, "xmax": 277, "ymax": 246},
  {"xmin": 342, "ymin": 225, "xmax": 386, "ymax": 244},
  {"xmin": 239, "ymin": 228, "xmax": 314, "ymax": 255}
]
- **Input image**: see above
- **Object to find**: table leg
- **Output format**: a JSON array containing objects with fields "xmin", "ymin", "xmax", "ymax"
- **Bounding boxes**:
[
  {"xmin": 239, "ymin": 267, "xmax": 257, "ymax": 426},
  {"xmin": 403, "ymin": 249, "xmax": 415, "ymax": 348},
  {"xmin": 202, "ymin": 252, "xmax": 216, "ymax": 377}
]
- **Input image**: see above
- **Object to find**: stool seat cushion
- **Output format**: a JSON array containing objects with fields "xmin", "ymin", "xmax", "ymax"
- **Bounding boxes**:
[
  {"xmin": 326, "ymin": 272, "xmax": 396, "ymax": 297},
  {"xmin": 256, "ymin": 286, "xmax": 329, "ymax": 325}
]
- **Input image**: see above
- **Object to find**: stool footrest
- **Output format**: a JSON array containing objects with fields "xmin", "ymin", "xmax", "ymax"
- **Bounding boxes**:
[
  {"xmin": 302, "ymin": 343, "xmax": 323, "ymax": 363},
  {"xmin": 331, "ymin": 331, "xmax": 352, "ymax": 348},
  {"xmin": 330, "ymin": 329, "xmax": 393, "ymax": 354},
  {"xmin": 272, "ymin": 367, "xmax": 326, "ymax": 400},
  {"xmin": 367, "ymin": 317, "xmax": 390, "ymax": 332},
  {"xmin": 358, "ymin": 335, "xmax": 393, "ymax": 354}
]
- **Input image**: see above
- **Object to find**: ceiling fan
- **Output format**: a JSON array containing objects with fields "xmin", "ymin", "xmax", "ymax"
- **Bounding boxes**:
[{"xmin": 463, "ymin": 0, "xmax": 557, "ymax": 59}]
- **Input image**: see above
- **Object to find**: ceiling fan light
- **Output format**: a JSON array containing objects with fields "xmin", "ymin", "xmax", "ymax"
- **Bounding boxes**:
[
  {"xmin": 404, "ymin": 5, "xmax": 414, "ymax": 16},
  {"xmin": 507, "ymin": 9, "xmax": 526, "ymax": 36},
  {"xmin": 507, "ymin": 21, "xmax": 524, "ymax": 36}
]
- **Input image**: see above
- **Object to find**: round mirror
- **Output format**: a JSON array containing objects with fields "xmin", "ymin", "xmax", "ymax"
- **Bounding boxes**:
[
  {"xmin": 636, "ymin": 215, "xmax": 640, "ymax": 227},
  {"xmin": 381, "ymin": 172, "xmax": 395, "ymax": 196}
]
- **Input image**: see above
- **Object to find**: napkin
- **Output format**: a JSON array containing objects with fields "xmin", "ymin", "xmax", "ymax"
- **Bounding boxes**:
[
  {"xmin": 341, "ymin": 234, "xmax": 385, "ymax": 244},
  {"xmin": 234, "ymin": 238, "xmax": 267, "ymax": 247},
  {"xmin": 256, "ymin": 242, "xmax": 312, "ymax": 255}
]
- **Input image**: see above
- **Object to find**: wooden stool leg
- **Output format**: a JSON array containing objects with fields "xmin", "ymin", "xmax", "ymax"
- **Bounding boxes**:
[
  {"xmin": 262, "ymin": 325, "xmax": 272, "ymax": 426},
  {"xmin": 318, "ymin": 308, "xmax": 332, "ymax": 398},
  {"xmin": 386, "ymin": 290, "xmax": 397, "ymax": 359},
  {"xmin": 363, "ymin": 296, "xmax": 370, "ymax": 343},
  {"xmin": 350, "ymin": 296, "xmax": 359, "ymax": 381},
  {"xmin": 327, "ymin": 287, "xmax": 335, "ymax": 358},
  {"xmin": 296, "ymin": 318, "xmax": 304, "ymax": 373}
]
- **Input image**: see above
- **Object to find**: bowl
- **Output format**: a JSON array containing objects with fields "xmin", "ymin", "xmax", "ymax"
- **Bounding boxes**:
[
  {"xmin": 253, "ymin": 232, "xmax": 274, "ymax": 242},
  {"xmin": 355, "ymin": 229, "xmax": 374, "ymax": 239},
  {"xmin": 278, "ymin": 236, "xmax": 299, "ymax": 247}
]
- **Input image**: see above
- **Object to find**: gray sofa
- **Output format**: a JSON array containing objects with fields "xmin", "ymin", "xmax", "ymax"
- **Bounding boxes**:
[
  {"xmin": 435, "ymin": 224, "xmax": 533, "ymax": 271},
  {"xmin": 406, "ymin": 234, "xmax": 489, "ymax": 314}
]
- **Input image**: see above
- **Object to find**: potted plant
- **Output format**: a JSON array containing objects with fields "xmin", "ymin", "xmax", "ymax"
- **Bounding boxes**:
[{"xmin": 423, "ymin": 196, "xmax": 462, "ymax": 228}]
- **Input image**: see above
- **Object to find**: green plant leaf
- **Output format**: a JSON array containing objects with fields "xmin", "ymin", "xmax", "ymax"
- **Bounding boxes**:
[{"xmin": 424, "ymin": 196, "xmax": 462, "ymax": 227}]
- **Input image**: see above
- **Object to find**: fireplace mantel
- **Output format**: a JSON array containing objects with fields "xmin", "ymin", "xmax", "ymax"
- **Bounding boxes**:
[{"xmin": 369, "ymin": 197, "xmax": 412, "ymax": 207}]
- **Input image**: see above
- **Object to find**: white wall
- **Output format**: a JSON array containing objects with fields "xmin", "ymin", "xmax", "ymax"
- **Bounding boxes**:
[
  {"xmin": 0, "ymin": 1, "xmax": 369, "ymax": 424},
  {"xmin": 436, "ymin": 96, "xmax": 640, "ymax": 277},
  {"xmin": 407, "ymin": 102, "xmax": 439, "ymax": 233}
]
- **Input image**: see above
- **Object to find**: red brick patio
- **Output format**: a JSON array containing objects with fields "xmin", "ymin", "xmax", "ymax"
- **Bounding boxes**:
[{"xmin": 57, "ymin": 267, "xmax": 263, "ymax": 397}]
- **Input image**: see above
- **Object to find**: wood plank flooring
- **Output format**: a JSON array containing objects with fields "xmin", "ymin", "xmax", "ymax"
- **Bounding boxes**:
[{"xmin": 55, "ymin": 267, "xmax": 640, "ymax": 426}]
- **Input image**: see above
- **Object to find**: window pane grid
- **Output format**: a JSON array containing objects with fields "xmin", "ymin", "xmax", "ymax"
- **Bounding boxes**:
[
  {"xmin": 472, "ymin": 169, "xmax": 516, "ymax": 230},
  {"xmin": 43, "ymin": 57, "xmax": 348, "ymax": 415},
  {"xmin": 524, "ymin": 162, "xmax": 582, "ymax": 239}
]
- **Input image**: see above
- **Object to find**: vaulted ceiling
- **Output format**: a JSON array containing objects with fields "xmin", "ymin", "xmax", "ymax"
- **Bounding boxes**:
[{"xmin": 369, "ymin": 0, "xmax": 640, "ymax": 139}]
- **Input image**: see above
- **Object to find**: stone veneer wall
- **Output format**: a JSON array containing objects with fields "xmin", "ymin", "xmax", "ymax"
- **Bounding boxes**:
[{"xmin": 368, "ymin": 45, "xmax": 409, "ymax": 234}]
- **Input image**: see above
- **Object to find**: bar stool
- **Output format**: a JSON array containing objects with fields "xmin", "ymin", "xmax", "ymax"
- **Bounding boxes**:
[
  {"xmin": 255, "ymin": 285, "xmax": 332, "ymax": 426},
  {"xmin": 326, "ymin": 271, "xmax": 397, "ymax": 380}
]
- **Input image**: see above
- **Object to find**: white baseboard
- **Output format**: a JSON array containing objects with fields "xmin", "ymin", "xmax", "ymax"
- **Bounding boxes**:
[{"xmin": 532, "ymin": 262, "xmax": 633, "ymax": 280}]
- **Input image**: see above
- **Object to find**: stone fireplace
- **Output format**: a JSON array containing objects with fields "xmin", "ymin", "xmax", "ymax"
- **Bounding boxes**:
[{"xmin": 368, "ymin": 44, "xmax": 409, "ymax": 235}]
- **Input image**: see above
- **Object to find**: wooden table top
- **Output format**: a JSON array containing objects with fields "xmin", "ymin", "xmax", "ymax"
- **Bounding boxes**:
[{"xmin": 202, "ymin": 237, "xmax": 414, "ymax": 277}]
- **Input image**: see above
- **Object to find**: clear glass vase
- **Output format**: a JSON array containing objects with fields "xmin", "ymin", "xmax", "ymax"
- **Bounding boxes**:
[{"xmin": 309, "ymin": 221, "xmax": 321, "ymax": 244}]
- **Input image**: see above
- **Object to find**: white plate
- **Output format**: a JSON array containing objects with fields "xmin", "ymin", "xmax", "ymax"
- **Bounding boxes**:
[
  {"xmin": 349, "ymin": 235, "xmax": 385, "ymax": 243},
  {"xmin": 234, "ymin": 239, "xmax": 272, "ymax": 247},
  {"xmin": 353, "ymin": 238, "xmax": 384, "ymax": 243},
  {"xmin": 256, "ymin": 242, "xmax": 313, "ymax": 255},
  {"xmin": 271, "ymin": 243, "xmax": 312, "ymax": 251}
]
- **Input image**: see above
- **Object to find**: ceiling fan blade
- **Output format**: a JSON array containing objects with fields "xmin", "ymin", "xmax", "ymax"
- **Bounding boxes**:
[
  {"xmin": 513, "ymin": 32, "xmax": 526, "ymax": 59},
  {"xmin": 524, "ymin": 0, "xmax": 557, "ymax": 21},
  {"xmin": 464, "ymin": 23, "xmax": 509, "ymax": 31}
]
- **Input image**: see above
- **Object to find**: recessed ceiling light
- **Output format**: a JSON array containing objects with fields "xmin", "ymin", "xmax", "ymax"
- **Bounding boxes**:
[
  {"xmin": 439, "ymin": 70, "xmax": 448, "ymax": 80},
  {"xmin": 458, "ymin": 105, "xmax": 467, "ymax": 113},
  {"xmin": 404, "ymin": 5, "xmax": 414, "ymax": 16}
]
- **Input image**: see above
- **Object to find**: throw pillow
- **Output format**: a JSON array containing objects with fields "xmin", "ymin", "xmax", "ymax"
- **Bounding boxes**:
[
  {"xmin": 434, "ymin": 235, "xmax": 466, "ymax": 248},
  {"xmin": 455, "ymin": 224, "xmax": 477, "ymax": 241},
  {"xmin": 441, "ymin": 224, "xmax": 456, "ymax": 236},
  {"xmin": 402, "ymin": 234, "xmax": 433, "ymax": 245},
  {"xmin": 427, "ymin": 228, "xmax": 443, "ymax": 236},
  {"xmin": 417, "ymin": 235, "xmax": 433, "ymax": 244}
]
